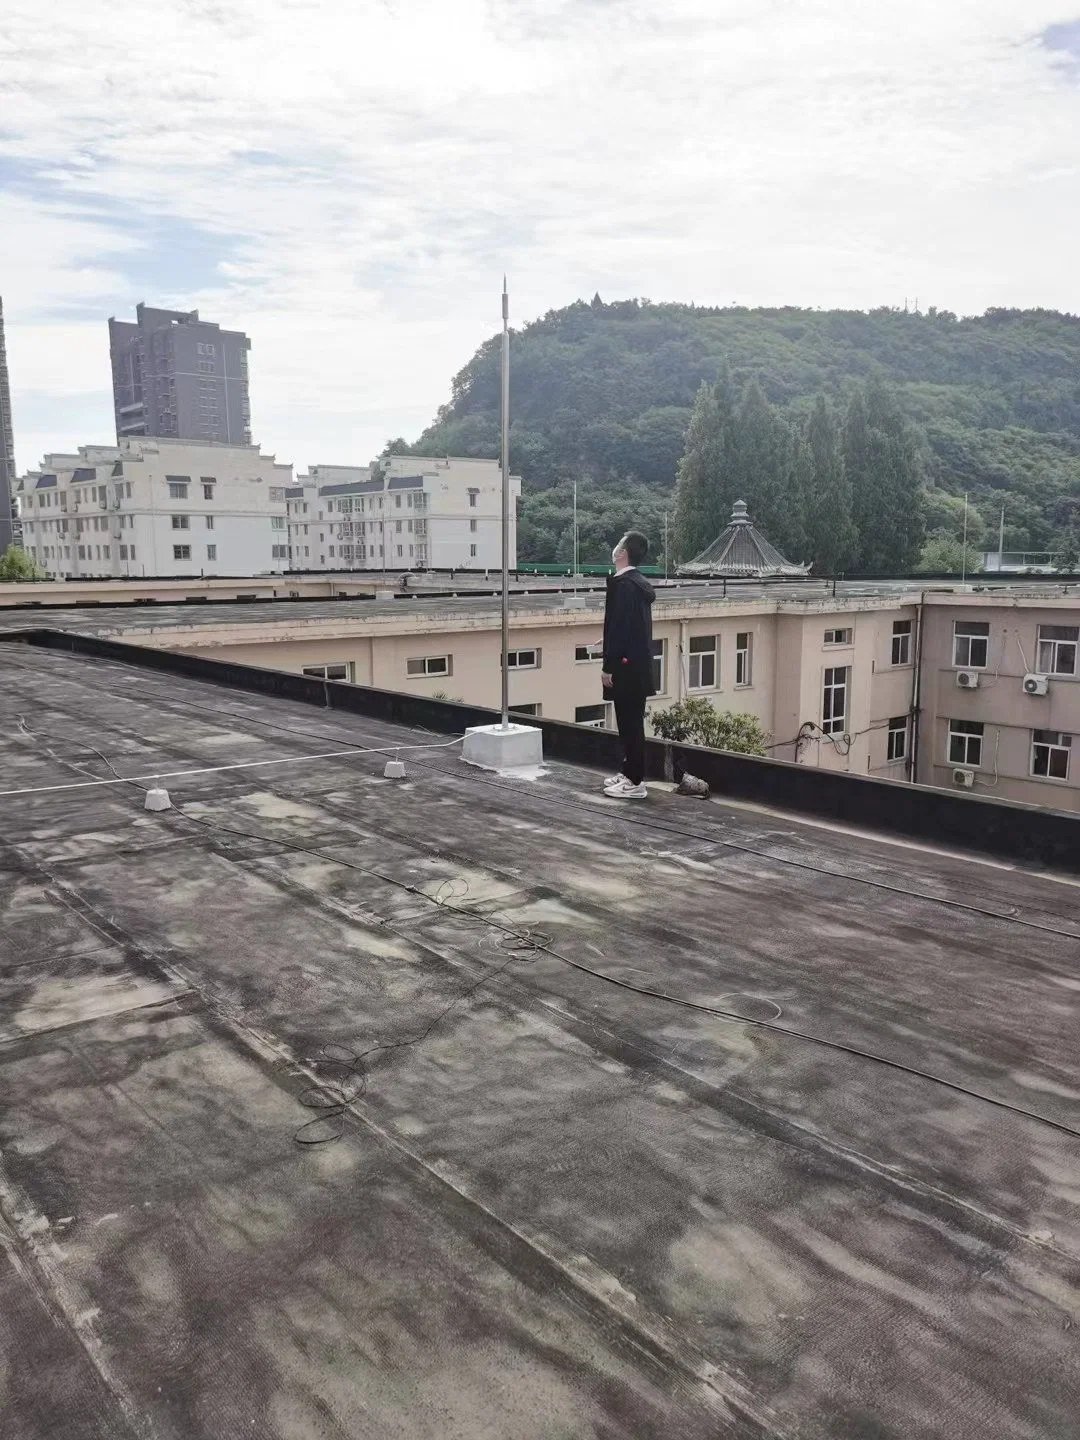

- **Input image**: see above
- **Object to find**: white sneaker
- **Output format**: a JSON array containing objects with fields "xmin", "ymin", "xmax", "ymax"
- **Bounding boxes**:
[
  {"xmin": 604, "ymin": 777, "xmax": 647, "ymax": 800},
  {"xmin": 603, "ymin": 774, "xmax": 625, "ymax": 788}
]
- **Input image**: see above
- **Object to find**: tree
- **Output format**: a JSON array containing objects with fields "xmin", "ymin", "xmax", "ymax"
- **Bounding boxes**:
[
  {"xmin": 914, "ymin": 535, "xmax": 982, "ymax": 575},
  {"xmin": 802, "ymin": 395, "xmax": 856, "ymax": 574},
  {"xmin": 650, "ymin": 697, "xmax": 769, "ymax": 755},
  {"xmin": 731, "ymin": 379, "xmax": 790, "ymax": 550},
  {"xmin": 846, "ymin": 382, "xmax": 924, "ymax": 573},
  {"xmin": 0, "ymin": 546, "xmax": 45, "ymax": 582},
  {"xmin": 673, "ymin": 368, "xmax": 736, "ymax": 560},
  {"xmin": 1056, "ymin": 519, "xmax": 1080, "ymax": 573}
]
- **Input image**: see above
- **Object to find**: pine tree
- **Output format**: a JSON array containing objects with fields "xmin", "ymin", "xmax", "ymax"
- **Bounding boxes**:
[
  {"xmin": 844, "ymin": 382, "xmax": 923, "ymax": 573},
  {"xmin": 731, "ymin": 379, "xmax": 788, "ymax": 547},
  {"xmin": 803, "ymin": 395, "xmax": 856, "ymax": 574},
  {"xmin": 673, "ymin": 367, "xmax": 736, "ymax": 560}
]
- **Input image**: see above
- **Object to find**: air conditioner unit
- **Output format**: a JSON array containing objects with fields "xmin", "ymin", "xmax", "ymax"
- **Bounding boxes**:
[
  {"xmin": 952, "ymin": 767, "xmax": 975, "ymax": 789},
  {"xmin": 1023, "ymin": 672, "xmax": 1049, "ymax": 697},
  {"xmin": 955, "ymin": 669, "xmax": 980, "ymax": 689}
]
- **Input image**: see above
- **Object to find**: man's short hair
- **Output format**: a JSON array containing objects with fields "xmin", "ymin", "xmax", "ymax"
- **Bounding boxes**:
[{"xmin": 621, "ymin": 531, "xmax": 649, "ymax": 567}]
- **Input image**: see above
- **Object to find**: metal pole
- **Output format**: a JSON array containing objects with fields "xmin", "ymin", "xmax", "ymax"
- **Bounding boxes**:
[
  {"xmin": 500, "ymin": 277, "xmax": 510, "ymax": 730},
  {"xmin": 663, "ymin": 511, "xmax": 669, "ymax": 579},
  {"xmin": 998, "ymin": 505, "xmax": 1005, "ymax": 572},
  {"xmin": 961, "ymin": 492, "xmax": 969, "ymax": 584},
  {"xmin": 573, "ymin": 478, "xmax": 578, "ymax": 591}
]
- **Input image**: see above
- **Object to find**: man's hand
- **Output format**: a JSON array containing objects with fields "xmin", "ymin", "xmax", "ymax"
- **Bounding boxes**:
[{"xmin": 601, "ymin": 671, "xmax": 613, "ymax": 689}]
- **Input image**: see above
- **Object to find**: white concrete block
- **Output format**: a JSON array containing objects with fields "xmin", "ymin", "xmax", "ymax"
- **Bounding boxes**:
[
  {"xmin": 144, "ymin": 787, "xmax": 172, "ymax": 811},
  {"xmin": 462, "ymin": 723, "xmax": 544, "ymax": 772}
]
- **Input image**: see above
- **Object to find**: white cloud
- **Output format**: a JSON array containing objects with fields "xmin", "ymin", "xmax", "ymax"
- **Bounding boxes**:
[{"xmin": 1, "ymin": 0, "xmax": 1078, "ymax": 474}]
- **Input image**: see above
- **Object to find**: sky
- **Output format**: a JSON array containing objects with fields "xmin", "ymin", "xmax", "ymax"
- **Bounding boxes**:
[{"xmin": 1, "ymin": 0, "xmax": 1079, "ymax": 476}]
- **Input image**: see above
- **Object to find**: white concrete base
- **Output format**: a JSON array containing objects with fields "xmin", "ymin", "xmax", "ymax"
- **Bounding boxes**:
[
  {"xmin": 462, "ymin": 723, "xmax": 544, "ymax": 772},
  {"xmin": 144, "ymin": 787, "xmax": 172, "ymax": 812}
]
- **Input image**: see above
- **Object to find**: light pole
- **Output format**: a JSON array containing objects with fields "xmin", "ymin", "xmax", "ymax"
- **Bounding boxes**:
[{"xmin": 500, "ymin": 277, "xmax": 510, "ymax": 730}]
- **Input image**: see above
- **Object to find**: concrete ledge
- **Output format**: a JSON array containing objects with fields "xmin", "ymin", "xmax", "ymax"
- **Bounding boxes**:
[{"xmin": 7, "ymin": 628, "xmax": 1079, "ymax": 875}]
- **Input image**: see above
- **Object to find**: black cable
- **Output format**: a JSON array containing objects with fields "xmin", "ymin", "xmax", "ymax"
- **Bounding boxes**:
[
  {"xmin": 12, "ymin": 701, "xmax": 1080, "ymax": 1146},
  {"xmin": 157, "ymin": 790, "xmax": 1080, "ymax": 1147},
  {"xmin": 10, "ymin": 662, "xmax": 1079, "ymax": 940}
]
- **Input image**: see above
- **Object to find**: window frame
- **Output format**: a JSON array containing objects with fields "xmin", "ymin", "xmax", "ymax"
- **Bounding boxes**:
[
  {"xmin": 575, "ymin": 644, "xmax": 601, "ymax": 664},
  {"xmin": 947, "ymin": 719, "xmax": 984, "ymax": 768},
  {"xmin": 822, "ymin": 665, "xmax": 849, "ymax": 735},
  {"xmin": 891, "ymin": 620, "xmax": 912, "ymax": 667},
  {"xmin": 735, "ymin": 632, "xmax": 753, "ymax": 688},
  {"xmin": 687, "ymin": 634, "xmax": 718, "ymax": 691},
  {"xmin": 887, "ymin": 715, "xmax": 908, "ymax": 763},
  {"xmin": 652, "ymin": 638, "xmax": 667, "ymax": 695},
  {"xmin": 303, "ymin": 663, "xmax": 354, "ymax": 683},
  {"xmin": 171, "ymin": 514, "xmax": 190, "ymax": 530},
  {"xmin": 953, "ymin": 620, "xmax": 990, "ymax": 669},
  {"xmin": 406, "ymin": 655, "xmax": 452, "ymax": 678},
  {"xmin": 167, "ymin": 481, "xmax": 189, "ymax": 501},
  {"xmin": 504, "ymin": 649, "xmax": 541, "ymax": 670},
  {"xmin": 206, "ymin": 544, "xmax": 217, "ymax": 561},
  {"xmin": 1036, "ymin": 625, "xmax": 1079, "ymax": 677},
  {"xmin": 1031, "ymin": 729, "xmax": 1071, "ymax": 780},
  {"xmin": 575, "ymin": 702, "xmax": 612, "ymax": 729},
  {"xmin": 511, "ymin": 702, "xmax": 542, "ymax": 718},
  {"xmin": 172, "ymin": 544, "xmax": 192, "ymax": 561},
  {"xmin": 823, "ymin": 627, "xmax": 853, "ymax": 647}
]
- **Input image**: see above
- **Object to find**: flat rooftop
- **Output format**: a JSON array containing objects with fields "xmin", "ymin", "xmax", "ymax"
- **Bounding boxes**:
[{"xmin": 2, "ymin": 644, "xmax": 1079, "ymax": 1438}]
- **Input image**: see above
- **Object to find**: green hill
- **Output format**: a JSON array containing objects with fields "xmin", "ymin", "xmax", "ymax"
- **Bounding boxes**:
[{"xmin": 400, "ymin": 299, "xmax": 1080, "ymax": 567}]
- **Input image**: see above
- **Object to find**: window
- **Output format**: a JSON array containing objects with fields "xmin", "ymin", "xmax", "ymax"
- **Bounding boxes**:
[
  {"xmin": 197, "ymin": 342, "xmax": 216, "ymax": 356},
  {"xmin": 120, "ymin": 545, "xmax": 128, "ymax": 560},
  {"xmin": 114, "ymin": 484, "xmax": 124, "ymax": 503},
  {"xmin": 407, "ymin": 655, "xmax": 451, "ymax": 677},
  {"xmin": 575, "ymin": 703, "xmax": 611, "ymax": 729},
  {"xmin": 887, "ymin": 716, "xmax": 908, "ymax": 763},
  {"xmin": 171, "ymin": 515, "xmax": 190, "ymax": 530},
  {"xmin": 197, "ymin": 360, "xmax": 215, "ymax": 373},
  {"xmin": 1037, "ymin": 625, "xmax": 1078, "ymax": 677},
  {"xmin": 822, "ymin": 666, "xmax": 849, "ymax": 734},
  {"xmin": 948, "ymin": 719, "xmax": 984, "ymax": 767},
  {"xmin": 102, "ymin": 546, "xmax": 110, "ymax": 559},
  {"xmin": 395, "ymin": 520, "xmax": 402, "ymax": 533},
  {"xmin": 397, "ymin": 545, "xmax": 404, "ymax": 558},
  {"xmin": 167, "ymin": 480, "xmax": 189, "ymax": 500},
  {"xmin": 511, "ymin": 703, "xmax": 542, "ymax": 717},
  {"xmin": 205, "ymin": 515, "xmax": 214, "ymax": 530},
  {"xmin": 271, "ymin": 545, "xmax": 289, "ymax": 559},
  {"xmin": 575, "ymin": 644, "xmax": 601, "ymax": 663},
  {"xmin": 207, "ymin": 544, "xmax": 217, "ymax": 561},
  {"xmin": 269, "ymin": 487, "xmax": 286, "ymax": 503},
  {"xmin": 470, "ymin": 518, "xmax": 477, "ymax": 533},
  {"xmin": 469, "ymin": 544, "xmax": 477, "ymax": 557},
  {"xmin": 130, "ymin": 547, "xmax": 136, "ymax": 561},
  {"xmin": 504, "ymin": 649, "xmax": 540, "ymax": 669},
  {"xmin": 652, "ymin": 638, "xmax": 666, "ymax": 694},
  {"xmin": 271, "ymin": 516, "xmax": 285, "ymax": 530},
  {"xmin": 126, "ymin": 483, "xmax": 132, "ymax": 499},
  {"xmin": 78, "ymin": 545, "xmax": 86, "ymax": 560},
  {"xmin": 736, "ymin": 632, "xmax": 753, "ymax": 687},
  {"xmin": 891, "ymin": 620, "xmax": 912, "ymax": 666},
  {"xmin": 173, "ymin": 544, "xmax": 191, "ymax": 560},
  {"xmin": 687, "ymin": 635, "xmax": 717, "ymax": 690},
  {"xmin": 824, "ymin": 628, "xmax": 853, "ymax": 646},
  {"xmin": 303, "ymin": 663, "xmax": 353, "ymax": 682},
  {"xmin": 953, "ymin": 620, "xmax": 990, "ymax": 669},
  {"xmin": 1032, "ymin": 729, "xmax": 1071, "ymax": 780},
  {"xmin": 468, "ymin": 491, "xmax": 478, "ymax": 508}
]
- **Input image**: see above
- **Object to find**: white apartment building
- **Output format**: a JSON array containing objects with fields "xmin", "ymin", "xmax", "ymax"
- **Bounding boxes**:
[
  {"xmin": 16, "ymin": 439, "xmax": 293, "ymax": 578},
  {"xmin": 287, "ymin": 454, "xmax": 520, "ymax": 572}
]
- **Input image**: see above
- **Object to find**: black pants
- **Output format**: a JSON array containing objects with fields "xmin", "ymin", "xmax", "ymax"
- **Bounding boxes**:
[{"xmin": 612, "ymin": 683, "xmax": 647, "ymax": 786}]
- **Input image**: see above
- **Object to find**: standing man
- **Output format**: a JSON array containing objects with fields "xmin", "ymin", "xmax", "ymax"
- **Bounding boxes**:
[{"xmin": 601, "ymin": 531, "xmax": 655, "ymax": 799}]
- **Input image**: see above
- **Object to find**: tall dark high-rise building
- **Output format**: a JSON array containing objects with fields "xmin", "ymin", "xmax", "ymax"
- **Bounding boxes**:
[
  {"xmin": 0, "ymin": 296, "xmax": 16, "ymax": 554},
  {"xmin": 108, "ymin": 303, "xmax": 252, "ymax": 447}
]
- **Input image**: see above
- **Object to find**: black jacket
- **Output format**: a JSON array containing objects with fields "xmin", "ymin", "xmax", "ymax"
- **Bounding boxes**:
[{"xmin": 602, "ymin": 569, "xmax": 656, "ymax": 695}]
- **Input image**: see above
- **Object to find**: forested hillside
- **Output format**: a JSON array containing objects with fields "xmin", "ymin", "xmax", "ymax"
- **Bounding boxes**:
[{"xmin": 397, "ymin": 299, "xmax": 1080, "ymax": 571}]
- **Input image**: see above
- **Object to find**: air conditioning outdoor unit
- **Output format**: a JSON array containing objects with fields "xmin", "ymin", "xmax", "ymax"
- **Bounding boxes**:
[
  {"xmin": 952, "ymin": 768, "xmax": 975, "ymax": 789},
  {"xmin": 1023, "ymin": 672, "xmax": 1049, "ymax": 697},
  {"xmin": 955, "ymin": 669, "xmax": 980, "ymax": 689}
]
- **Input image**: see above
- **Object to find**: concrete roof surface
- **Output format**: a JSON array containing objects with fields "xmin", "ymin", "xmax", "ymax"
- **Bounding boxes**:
[{"xmin": 1, "ymin": 644, "xmax": 1079, "ymax": 1439}]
